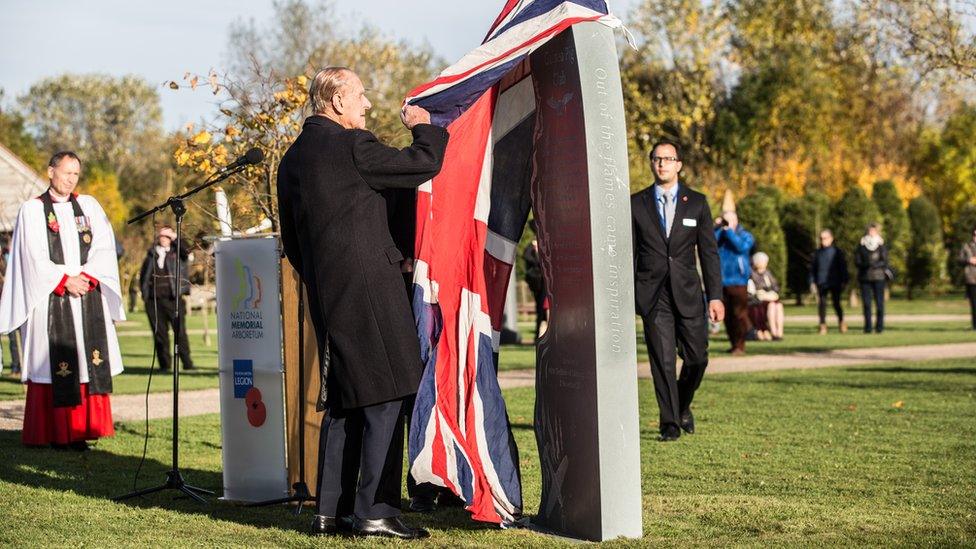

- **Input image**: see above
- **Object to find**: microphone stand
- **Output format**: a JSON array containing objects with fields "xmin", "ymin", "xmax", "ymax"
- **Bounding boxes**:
[
  {"xmin": 246, "ymin": 279, "xmax": 313, "ymax": 513},
  {"xmin": 115, "ymin": 163, "xmax": 249, "ymax": 504}
]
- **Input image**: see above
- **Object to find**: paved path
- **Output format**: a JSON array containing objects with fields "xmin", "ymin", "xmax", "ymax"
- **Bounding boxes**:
[{"xmin": 2, "ymin": 342, "xmax": 975, "ymax": 431}]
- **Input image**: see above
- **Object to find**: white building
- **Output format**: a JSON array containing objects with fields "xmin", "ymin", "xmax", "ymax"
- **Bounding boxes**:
[{"xmin": 0, "ymin": 143, "xmax": 46, "ymax": 233}]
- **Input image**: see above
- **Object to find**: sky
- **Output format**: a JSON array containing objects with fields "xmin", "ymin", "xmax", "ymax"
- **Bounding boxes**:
[{"xmin": 1, "ymin": 0, "xmax": 640, "ymax": 131}]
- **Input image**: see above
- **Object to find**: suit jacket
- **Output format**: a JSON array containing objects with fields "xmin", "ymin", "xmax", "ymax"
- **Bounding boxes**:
[
  {"xmin": 277, "ymin": 115, "xmax": 449, "ymax": 410},
  {"xmin": 631, "ymin": 183, "xmax": 722, "ymax": 318}
]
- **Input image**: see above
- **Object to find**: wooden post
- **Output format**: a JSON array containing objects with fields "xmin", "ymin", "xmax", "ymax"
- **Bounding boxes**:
[{"xmin": 281, "ymin": 257, "xmax": 322, "ymax": 497}]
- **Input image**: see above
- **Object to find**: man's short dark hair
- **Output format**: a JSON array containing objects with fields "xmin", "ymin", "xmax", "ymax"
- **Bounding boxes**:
[
  {"xmin": 48, "ymin": 151, "xmax": 81, "ymax": 168},
  {"xmin": 648, "ymin": 140, "xmax": 681, "ymax": 162}
]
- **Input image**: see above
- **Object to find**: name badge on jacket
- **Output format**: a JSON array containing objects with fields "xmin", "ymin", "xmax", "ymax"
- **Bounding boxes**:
[{"xmin": 682, "ymin": 218, "xmax": 697, "ymax": 227}]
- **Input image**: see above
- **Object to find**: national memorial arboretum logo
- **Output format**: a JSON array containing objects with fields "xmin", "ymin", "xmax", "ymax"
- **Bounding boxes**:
[{"xmin": 230, "ymin": 258, "xmax": 264, "ymax": 340}]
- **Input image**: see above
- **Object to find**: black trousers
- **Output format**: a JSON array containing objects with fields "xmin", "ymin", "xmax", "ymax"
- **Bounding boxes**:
[
  {"xmin": 860, "ymin": 280, "xmax": 886, "ymax": 333},
  {"xmin": 316, "ymin": 398, "xmax": 406, "ymax": 519},
  {"xmin": 145, "ymin": 295, "xmax": 193, "ymax": 370},
  {"xmin": 967, "ymin": 284, "xmax": 976, "ymax": 330},
  {"xmin": 817, "ymin": 285, "xmax": 844, "ymax": 324},
  {"xmin": 641, "ymin": 286, "xmax": 709, "ymax": 433}
]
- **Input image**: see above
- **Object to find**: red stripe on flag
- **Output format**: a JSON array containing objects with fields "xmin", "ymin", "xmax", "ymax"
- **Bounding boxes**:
[
  {"xmin": 484, "ymin": 253, "xmax": 514, "ymax": 332},
  {"xmin": 484, "ymin": 0, "xmax": 522, "ymax": 42}
]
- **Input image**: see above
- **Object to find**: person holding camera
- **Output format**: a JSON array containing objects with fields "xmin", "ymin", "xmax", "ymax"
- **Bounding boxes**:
[{"xmin": 715, "ymin": 211, "xmax": 755, "ymax": 355}]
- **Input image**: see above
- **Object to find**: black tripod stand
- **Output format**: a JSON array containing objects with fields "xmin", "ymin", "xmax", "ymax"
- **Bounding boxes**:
[
  {"xmin": 115, "ymin": 161, "xmax": 252, "ymax": 504},
  {"xmin": 247, "ymin": 280, "xmax": 314, "ymax": 514}
]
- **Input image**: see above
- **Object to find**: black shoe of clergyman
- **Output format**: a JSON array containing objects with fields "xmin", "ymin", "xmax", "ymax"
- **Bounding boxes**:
[
  {"xmin": 352, "ymin": 517, "xmax": 430, "ymax": 539},
  {"xmin": 679, "ymin": 411, "xmax": 695, "ymax": 434},
  {"xmin": 658, "ymin": 427, "xmax": 680, "ymax": 442},
  {"xmin": 309, "ymin": 515, "xmax": 352, "ymax": 536},
  {"xmin": 408, "ymin": 495, "xmax": 436, "ymax": 513}
]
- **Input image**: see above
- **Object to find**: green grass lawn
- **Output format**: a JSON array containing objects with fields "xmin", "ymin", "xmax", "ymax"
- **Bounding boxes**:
[
  {"xmin": 781, "ymin": 294, "xmax": 970, "ymax": 316},
  {"xmin": 0, "ymin": 357, "xmax": 973, "ymax": 546},
  {"xmin": 4, "ymin": 316, "xmax": 974, "ymax": 396}
]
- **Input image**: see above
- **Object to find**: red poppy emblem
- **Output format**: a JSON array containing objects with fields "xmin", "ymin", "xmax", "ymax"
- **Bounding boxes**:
[{"xmin": 47, "ymin": 212, "xmax": 60, "ymax": 233}]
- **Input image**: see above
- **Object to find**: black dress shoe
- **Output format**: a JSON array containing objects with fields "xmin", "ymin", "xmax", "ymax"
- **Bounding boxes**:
[
  {"xmin": 352, "ymin": 516, "xmax": 429, "ymax": 539},
  {"xmin": 679, "ymin": 410, "xmax": 695, "ymax": 434},
  {"xmin": 309, "ymin": 515, "xmax": 352, "ymax": 535},
  {"xmin": 658, "ymin": 426, "xmax": 680, "ymax": 442},
  {"xmin": 408, "ymin": 494, "xmax": 436, "ymax": 513}
]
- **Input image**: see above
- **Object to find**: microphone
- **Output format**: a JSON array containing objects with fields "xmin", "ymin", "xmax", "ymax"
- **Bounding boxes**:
[{"xmin": 220, "ymin": 147, "xmax": 265, "ymax": 172}]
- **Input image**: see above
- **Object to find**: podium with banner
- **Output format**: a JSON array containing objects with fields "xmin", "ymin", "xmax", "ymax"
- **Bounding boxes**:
[{"xmin": 214, "ymin": 236, "xmax": 288, "ymax": 502}]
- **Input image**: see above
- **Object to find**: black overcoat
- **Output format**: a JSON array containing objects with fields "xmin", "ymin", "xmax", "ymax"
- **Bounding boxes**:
[
  {"xmin": 277, "ymin": 115, "xmax": 449, "ymax": 409},
  {"xmin": 631, "ymin": 183, "xmax": 723, "ymax": 318}
]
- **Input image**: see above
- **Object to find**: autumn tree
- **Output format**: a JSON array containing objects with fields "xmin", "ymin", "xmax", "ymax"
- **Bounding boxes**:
[
  {"xmin": 913, "ymin": 104, "xmax": 976, "ymax": 235},
  {"xmin": 171, "ymin": 0, "xmax": 442, "ymax": 234},
  {"xmin": 620, "ymin": 0, "xmax": 731, "ymax": 190},
  {"xmin": 864, "ymin": 0, "xmax": 976, "ymax": 81},
  {"xmin": 17, "ymin": 74, "xmax": 169, "ymax": 206}
]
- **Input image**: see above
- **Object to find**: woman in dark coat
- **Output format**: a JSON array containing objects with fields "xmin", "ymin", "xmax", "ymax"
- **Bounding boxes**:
[{"xmin": 854, "ymin": 223, "xmax": 890, "ymax": 333}]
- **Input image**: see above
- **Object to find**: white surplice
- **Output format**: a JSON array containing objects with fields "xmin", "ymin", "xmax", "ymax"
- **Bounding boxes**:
[{"xmin": 0, "ymin": 193, "xmax": 125, "ymax": 382}]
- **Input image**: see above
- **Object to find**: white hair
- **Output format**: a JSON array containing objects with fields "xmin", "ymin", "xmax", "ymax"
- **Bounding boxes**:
[{"xmin": 752, "ymin": 252, "xmax": 769, "ymax": 266}]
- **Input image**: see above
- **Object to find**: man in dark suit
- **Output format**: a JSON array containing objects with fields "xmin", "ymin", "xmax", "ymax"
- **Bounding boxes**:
[
  {"xmin": 631, "ymin": 141, "xmax": 724, "ymax": 441},
  {"xmin": 277, "ymin": 67, "xmax": 449, "ymax": 539}
]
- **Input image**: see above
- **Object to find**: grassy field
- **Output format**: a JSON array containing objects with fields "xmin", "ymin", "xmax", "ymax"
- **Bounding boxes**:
[
  {"xmin": 780, "ymin": 294, "xmax": 970, "ymax": 316},
  {"xmin": 498, "ymin": 320, "xmax": 976, "ymax": 371},
  {"xmin": 0, "ymin": 357, "xmax": 973, "ymax": 546},
  {"xmin": 3, "ymin": 309, "xmax": 974, "ymax": 397}
]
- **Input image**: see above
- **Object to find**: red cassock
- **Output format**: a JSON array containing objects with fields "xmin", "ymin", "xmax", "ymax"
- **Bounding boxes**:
[{"xmin": 22, "ymin": 382, "xmax": 114, "ymax": 445}]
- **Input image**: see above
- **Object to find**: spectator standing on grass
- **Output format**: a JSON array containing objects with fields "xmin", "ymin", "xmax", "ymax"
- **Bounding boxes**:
[
  {"xmin": 810, "ymin": 229, "xmax": 849, "ymax": 335},
  {"xmin": 855, "ymin": 223, "xmax": 890, "ymax": 334},
  {"xmin": 959, "ymin": 226, "xmax": 976, "ymax": 330},
  {"xmin": 715, "ymin": 211, "xmax": 755, "ymax": 355},
  {"xmin": 748, "ymin": 252, "xmax": 784, "ymax": 341},
  {"xmin": 139, "ymin": 225, "xmax": 195, "ymax": 372}
]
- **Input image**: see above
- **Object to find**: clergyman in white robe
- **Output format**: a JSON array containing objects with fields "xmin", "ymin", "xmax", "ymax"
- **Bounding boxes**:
[{"xmin": 0, "ymin": 190, "xmax": 125, "ymax": 445}]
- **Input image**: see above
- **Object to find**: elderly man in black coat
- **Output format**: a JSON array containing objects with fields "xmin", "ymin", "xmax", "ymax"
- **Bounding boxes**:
[{"xmin": 277, "ymin": 67, "xmax": 448, "ymax": 539}]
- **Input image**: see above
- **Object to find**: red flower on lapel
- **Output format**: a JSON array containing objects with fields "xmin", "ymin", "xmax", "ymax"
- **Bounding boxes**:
[{"xmin": 47, "ymin": 211, "xmax": 60, "ymax": 233}]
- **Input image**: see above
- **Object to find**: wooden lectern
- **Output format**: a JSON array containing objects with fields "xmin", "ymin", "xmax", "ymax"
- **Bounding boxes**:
[{"xmin": 281, "ymin": 258, "xmax": 322, "ymax": 497}]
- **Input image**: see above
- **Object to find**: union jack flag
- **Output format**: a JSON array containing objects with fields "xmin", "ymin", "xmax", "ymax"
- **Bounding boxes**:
[{"xmin": 405, "ymin": 0, "xmax": 622, "ymax": 525}]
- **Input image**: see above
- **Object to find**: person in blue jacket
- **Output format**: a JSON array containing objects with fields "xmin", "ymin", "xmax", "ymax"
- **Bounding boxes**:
[{"xmin": 715, "ymin": 211, "xmax": 755, "ymax": 355}]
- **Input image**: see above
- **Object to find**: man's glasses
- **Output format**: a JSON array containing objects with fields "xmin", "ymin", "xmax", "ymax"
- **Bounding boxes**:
[{"xmin": 651, "ymin": 156, "xmax": 679, "ymax": 165}]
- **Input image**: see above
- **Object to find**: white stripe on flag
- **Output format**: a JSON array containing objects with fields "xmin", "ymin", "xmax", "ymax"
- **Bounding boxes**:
[
  {"xmin": 492, "ymin": 76, "xmax": 536, "ymax": 143},
  {"xmin": 408, "ymin": 5, "xmax": 619, "ymax": 102},
  {"xmin": 473, "ymin": 133, "xmax": 494, "ymax": 224},
  {"xmin": 485, "ymin": 230, "xmax": 518, "ymax": 265}
]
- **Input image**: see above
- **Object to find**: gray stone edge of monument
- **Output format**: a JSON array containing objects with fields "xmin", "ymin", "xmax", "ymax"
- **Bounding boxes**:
[{"xmin": 574, "ymin": 21, "xmax": 644, "ymax": 541}]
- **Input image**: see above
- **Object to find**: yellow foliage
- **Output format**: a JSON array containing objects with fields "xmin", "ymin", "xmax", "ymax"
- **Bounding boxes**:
[
  {"xmin": 191, "ymin": 130, "xmax": 212, "ymax": 145},
  {"xmin": 767, "ymin": 157, "xmax": 810, "ymax": 197},
  {"xmin": 80, "ymin": 166, "xmax": 128, "ymax": 230}
]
